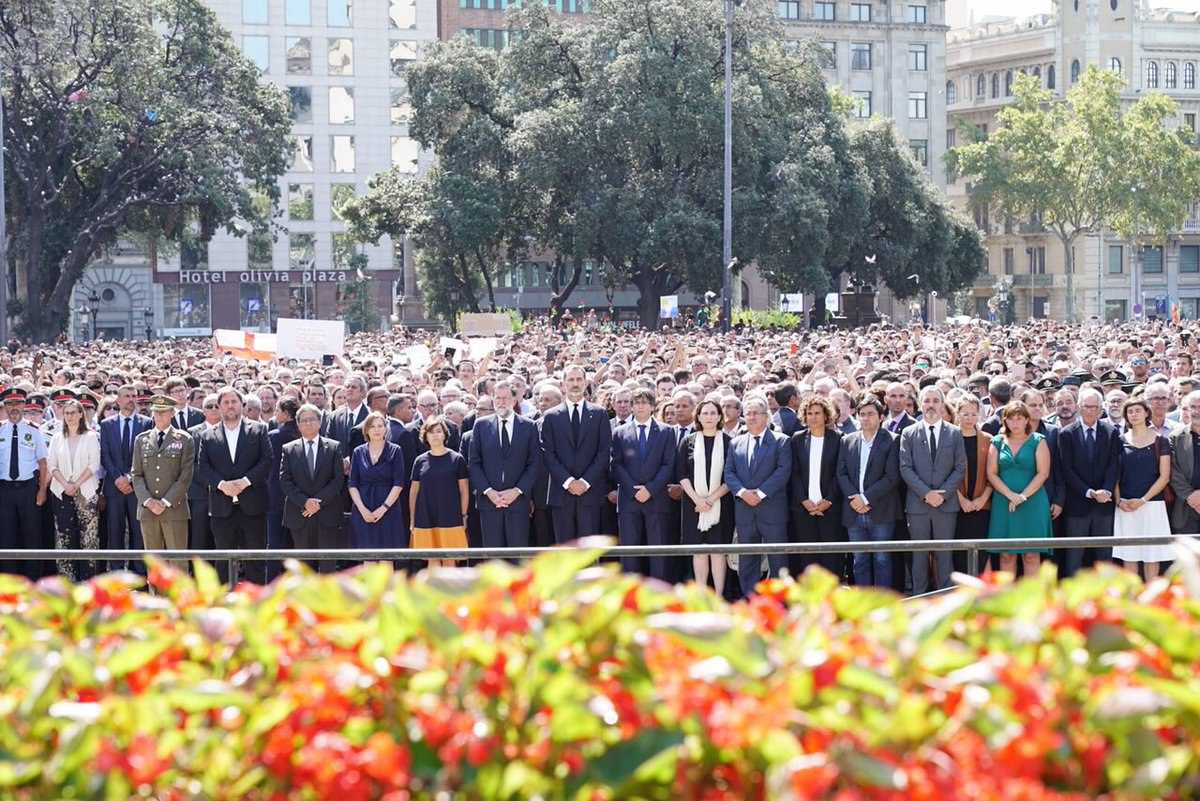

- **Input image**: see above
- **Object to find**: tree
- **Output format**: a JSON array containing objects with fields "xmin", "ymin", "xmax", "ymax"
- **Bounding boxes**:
[
  {"xmin": 0, "ymin": 0, "xmax": 292, "ymax": 341},
  {"xmin": 949, "ymin": 68, "xmax": 1200, "ymax": 322}
]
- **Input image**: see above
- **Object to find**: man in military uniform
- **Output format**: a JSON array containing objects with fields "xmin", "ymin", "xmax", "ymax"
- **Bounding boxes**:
[
  {"xmin": 131, "ymin": 395, "xmax": 194, "ymax": 556},
  {"xmin": 0, "ymin": 387, "xmax": 49, "ymax": 578}
]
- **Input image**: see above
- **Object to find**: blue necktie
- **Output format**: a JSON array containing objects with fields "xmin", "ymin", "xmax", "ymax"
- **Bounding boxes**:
[
  {"xmin": 122, "ymin": 418, "xmax": 132, "ymax": 465},
  {"xmin": 637, "ymin": 424, "xmax": 647, "ymax": 459}
]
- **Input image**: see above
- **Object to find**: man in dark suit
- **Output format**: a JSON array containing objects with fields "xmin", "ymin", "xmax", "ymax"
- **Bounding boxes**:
[
  {"xmin": 468, "ymin": 380, "xmax": 540, "ymax": 549},
  {"xmin": 898, "ymin": 387, "xmax": 967, "ymax": 595},
  {"xmin": 539, "ymin": 365, "xmax": 611, "ymax": 542},
  {"xmin": 266, "ymin": 397, "xmax": 302, "ymax": 580},
  {"xmin": 610, "ymin": 388, "xmax": 677, "ymax": 580},
  {"xmin": 1168, "ymin": 390, "xmax": 1200, "ymax": 533},
  {"xmin": 165, "ymin": 378, "xmax": 204, "ymax": 430},
  {"xmin": 346, "ymin": 386, "xmax": 391, "ymax": 454},
  {"xmin": 882, "ymin": 381, "xmax": 917, "ymax": 592},
  {"xmin": 186, "ymin": 394, "xmax": 221, "ymax": 553},
  {"xmin": 328, "ymin": 375, "xmax": 370, "ymax": 460},
  {"xmin": 195, "ymin": 387, "xmax": 273, "ymax": 584},
  {"xmin": 99, "ymin": 384, "xmax": 152, "ymax": 570},
  {"xmin": 1058, "ymin": 387, "xmax": 1122, "ymax": 576},
  {"xmin": 980, "ymin": 378, "xmax": 1013, "ymax": 436},
  {"xmin": 279, "ymin": 403, "xmax": 346, "ymax": 573},
  {"xmin": 724, "ymin": 394, "xmax": 792, "ymax": 597},
  {"xmin": 772, "ymin": 383, "xmax": 802, "ymax": 437},
  {"xmin": 835, "ymin": 395, "xmax": 901, "ymax": 587},
  {"xmin": 531, "ymin": 385, "xmax": 562, "ymax": 548}
]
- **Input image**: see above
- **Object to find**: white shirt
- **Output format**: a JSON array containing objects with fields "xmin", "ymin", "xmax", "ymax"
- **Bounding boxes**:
[
  {"xmin": 926, "ymin": 419, "xmax": 943, "ymax": 451},
  {"xmin": 807, "ymin": 434, "xmax": 824, "ymax": 504},
  {"xmin": 223, "ymin": 421, "xmax": 241, "ymax": 464},
  {"xmin": 562, "ymin": 402, "xmax": 591, "ymax": 490},
  {"xmin": 858, "ymin": 432, "xmax": 876, "ymax": 497}
]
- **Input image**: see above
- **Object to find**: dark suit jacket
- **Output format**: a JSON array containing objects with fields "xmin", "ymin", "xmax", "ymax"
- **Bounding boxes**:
[
  {"xmin": 1057, "ymin": 418, "xmax": 1122, "ymax": 517},
  {"xmin": 186, "ymin": 423, "xmax": 210, "ymax": 502},
  {"xmin": 532, "ymin": 417, "xmax": 553, "ymax": 509},
  {"xmin": 788, "ymin": 430, "xmax": 843, "ymax": 510},
  {"xmin": 170, "ymin": 408, "xmax": 204, "ymax": 431},
  {"xmin": 467, "ymin": 414, "xmax": 540, "ymax": 503},
  {"xmin": 835, "ymin": 429, "xmax": 901, "ymax": 523},
  {"xmin": 279, "ymin": 436, "xmax": 346, "ymax": 529},
  {"xmin": 610, "ymin": 418, "xmax": 676, "ymax": 513},
  {"xmin": 1036, "ymin": 420, "xmax": 1065, "ymax": 508},
  {"xmin": 408, "ymin": 417, "xmax": 461, "ymax": 457},
  {"xmin": 724, "ymin": 429, "xmax": 792, "ymax": 522},
  {"xmin": 539, "ymin": 401, "xmax": 611, "ymax": 507},
  {"xmin": 1168, "ymin": 426, "xmax": 1200, "ymax": 531},
  {"xmin": 772, "ymin": 406, "xmax": 801, "ymax": 438},
  {"xmin": 883, "ymin": 412, "xmax": 917, "ymax": 436},
  {"xmin": 267, "ymin": 421, "xmax": 301, "ymax": 514},
  {"xmin": 195, "ymin": 419, "xmax": 272, "ymax": 517},
  {"xmin": 100, "ymin": 413, "xmax": 152, "ymax": 495},
  {"xmin": 329, "ymin": 404, "xmax": 370, "ymax": 457}
]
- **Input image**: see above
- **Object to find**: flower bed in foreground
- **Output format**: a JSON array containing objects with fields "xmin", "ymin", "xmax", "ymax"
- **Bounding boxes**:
[{"xmin": 2, "ymin": 542, "xmax": 1200, "ymax": 801}]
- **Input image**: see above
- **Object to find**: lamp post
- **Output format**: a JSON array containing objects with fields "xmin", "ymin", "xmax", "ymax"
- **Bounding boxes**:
[
  {"xmin": 74, "ymin": 305, "xmax": 89, "ymax": 343},
  {"xmin": 143, "ymin": 308, "xmax": 154, "ymax": 341},
  {"xmin": 720, "ymin": 0, "xmax": 738, "ymax": 334},
  {"xmin": 86, "ymin": 291, "xmax": 99, "ymax": 340},
  {"xmin": 0, "ymin": 84, "xmax": 8, "ymax": 345}
]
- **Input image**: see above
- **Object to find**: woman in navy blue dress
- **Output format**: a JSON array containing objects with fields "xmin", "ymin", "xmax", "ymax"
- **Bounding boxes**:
[{"xmin": 349, "ymin": 412, "xmax": 407, "ymax": 551}]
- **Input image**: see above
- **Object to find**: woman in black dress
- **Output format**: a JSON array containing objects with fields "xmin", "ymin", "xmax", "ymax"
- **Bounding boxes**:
[
  {"xmin": 787, "ymin": 396, "xmax": 843, "ymax": 580},
  {"xmin": 953, "ymin": 396, "xmax": 993, "ymax": 575},
  {"xmin": 678, "ymin": 400, "xmax": 733, "ymax": 595},
  {"xmin": 409, "ymin": 416, "xmax": 470, "ymax": 569}
]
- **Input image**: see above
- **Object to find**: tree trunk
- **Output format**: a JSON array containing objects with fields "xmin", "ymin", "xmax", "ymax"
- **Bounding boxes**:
[
  {"xmin": 549, "ymin": 256, "xmax": 583, "ymax": 323},
  {"xmin": 811, "ymin": 294, "xmax": 826, "ymax": 329},
  {"xmin": 633, "ymin": 265, "xmax": 660, "ymax": 330},
  {"xmin": 474, "ymin": 249, "xmax": 497, "ymax": 311},
  {"xmin": 1059, "ymin": 231, "xmax": 1076, "ymax": 322}
]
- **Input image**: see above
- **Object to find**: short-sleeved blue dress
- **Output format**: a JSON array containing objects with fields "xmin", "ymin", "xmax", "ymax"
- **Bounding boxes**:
[
  {"xmin": 349, "ymin": 441, "xmax": 407, "ymax": 549},
  {"xmin": 410, "ymin": 449, "xmax": 469, "ymax": 550}
]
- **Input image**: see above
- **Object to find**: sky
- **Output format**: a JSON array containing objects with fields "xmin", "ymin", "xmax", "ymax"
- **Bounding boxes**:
[{"xmin": 956, "ymin": 0, "xmax": 1200, "ymax": 25}]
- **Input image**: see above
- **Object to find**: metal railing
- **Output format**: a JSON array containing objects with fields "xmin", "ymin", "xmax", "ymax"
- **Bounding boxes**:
[{"xmin": 1, "ymin": 536, "xmax": 1194, "ymax": 585}]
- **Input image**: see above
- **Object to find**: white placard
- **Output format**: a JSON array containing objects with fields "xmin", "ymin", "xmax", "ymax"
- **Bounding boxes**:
[
  {"xmin": 402, "ymin": 344, "xmax": 431, "ymax": 369},
  {"xmin": 468, "ymin": 337, "xmax": 497, "ymax": 360},
  {"xmin": 439, "ymin": 337, "xmax": 469, "ymax": 364},
  {"xmin": 276, "ymin": 318, "xmax": 345, "ymax": 361}
]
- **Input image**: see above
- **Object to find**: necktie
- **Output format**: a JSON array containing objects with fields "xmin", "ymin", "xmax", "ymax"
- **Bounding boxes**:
[
  {"xmin": 751, "ymin": 435, "xmax": 761, "ymax": 466},
  {"xmin": 571, "ymin": 404, "xmax": 581, "ymax": 440},
  {"xmin": 157, "ymin": 430, "xmax": 165, "ymax": 449},
  {"xmin": 1086, "ymin": 428, "xmax": 1095, "ymax": 459},
  {"xmin": 888, "ymin": 419, "xmax": 898, "ymax": 433},
  {"xmin": 8, "ymin": 424, "xmax": 17, "ymax": 481},
  {"xmin": 307, "ymin": 440, "xmax": 317, "ymax": 474},
  {"xmin": 500, "ymin": 418, "xmax": 510, "ymax": 451},
  {"xmin": 928, "ymin": 426, "xmax": 938, "ymax": 462},
  {"xmin": 122, "ymin": 418, "xmax": 132, "ymax": 465},
  {"xmin": 637, "ymin": 424, "xmax": 647, "ymax": 459},
  {"xmin": 176, "ymin": 411, "xmax": 185, "ymax": 429}
]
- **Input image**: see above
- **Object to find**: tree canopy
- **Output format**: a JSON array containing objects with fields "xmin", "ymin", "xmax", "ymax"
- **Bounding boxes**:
[{"xmin": 0, "ymin": 0, "xmax": 292, "ymax": 342}]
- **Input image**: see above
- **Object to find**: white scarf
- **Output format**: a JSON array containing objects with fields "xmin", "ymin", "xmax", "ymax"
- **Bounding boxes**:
[{"xmin": 693, "ymin": 432, "xmax": 725, "ymax": 532}]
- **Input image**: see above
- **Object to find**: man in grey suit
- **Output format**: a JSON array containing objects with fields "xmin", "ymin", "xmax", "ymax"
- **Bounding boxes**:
[
  {"xmin": 724, "ymin": 394, "xmax": 792, "ymax": 597},
  {"xmin": 898, "ymin": 387, "xmax": 967, "ymax": 595},
  {"xmin": 1168, "ymin": 389, "xmax": 1200, "ymax": 533}
]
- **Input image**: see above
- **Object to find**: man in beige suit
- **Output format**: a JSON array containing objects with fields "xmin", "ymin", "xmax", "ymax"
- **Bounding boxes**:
[{"xmin": 132, "ymin": 395, "xmax": 195, "ymax": 553}]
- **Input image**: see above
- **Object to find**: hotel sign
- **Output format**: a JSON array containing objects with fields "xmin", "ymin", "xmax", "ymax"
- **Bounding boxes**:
[{"xmin": 177, "ymin": 270, "xmax": 352, "ymax": 285}]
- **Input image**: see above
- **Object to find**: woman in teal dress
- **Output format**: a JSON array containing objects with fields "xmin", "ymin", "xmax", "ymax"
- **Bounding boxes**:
[{"xmin": 986, "ymin": 400, "xmax": 1053, "ymax": 575}]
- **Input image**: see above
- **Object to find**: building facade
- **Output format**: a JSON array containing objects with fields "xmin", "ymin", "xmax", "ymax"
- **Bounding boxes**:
[
  {"xmin": 946, "ymin": 1, "xmax": 1200, "ymax": 323},
  {"xmin": 72, "ymin": 0, "xmax": 437, "ymax": 341}
]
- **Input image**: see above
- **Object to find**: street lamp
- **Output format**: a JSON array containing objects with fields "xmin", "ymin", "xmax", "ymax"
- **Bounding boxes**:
[
  {"xmin": 720, "ymin": 0, "xmax": 740, "ymax": 334},
  {"xmin": 143, "ymin": 308, "xmax": 154, "ymax": 341},
  {"xmin": 86, "ymin": 291, "xmax": 100, "ymax": 340}
]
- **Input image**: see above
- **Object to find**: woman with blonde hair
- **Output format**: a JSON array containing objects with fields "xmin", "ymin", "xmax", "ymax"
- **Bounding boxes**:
[{"xmin": 349, "ymin": 411, "xmax": 407, "ymax": 552}]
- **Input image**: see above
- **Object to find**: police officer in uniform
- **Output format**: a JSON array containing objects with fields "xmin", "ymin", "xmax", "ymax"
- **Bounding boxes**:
[
  {"xmin": 131, "ymin": 396, "xmax": 195, "ymax": 556},
  {"xmin": 0, "ymin": 387, "xmax": 49, "ymax": 578}
]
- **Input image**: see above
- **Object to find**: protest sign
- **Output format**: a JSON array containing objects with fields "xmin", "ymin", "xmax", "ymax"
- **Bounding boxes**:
[
  {"xmin": 460, "ymin": 313, "xmax": 513, "ymax": 337},
  {"xmin": 659, "ymin": 295, "xmax": 679, "ymax": 319},
  {"xmin": 212, "ymin": 329, "xmax": 276, "ymax": 361},
  {"xmin": 276, "ymin": 318, "xmax": 346, "ymax": 361}
]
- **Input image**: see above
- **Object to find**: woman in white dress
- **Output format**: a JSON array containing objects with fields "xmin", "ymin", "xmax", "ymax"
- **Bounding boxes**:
[{"xmin": 1112, "ymin": 398, "xmax": 1174, "ymax": 579}]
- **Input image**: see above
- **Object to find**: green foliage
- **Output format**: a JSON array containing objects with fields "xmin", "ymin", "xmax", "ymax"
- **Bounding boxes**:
[
  {"xmin": 712, "ymin": 306, "xmax": 804, "ymax": 329},
  {"xmin": 0, "ymin": 0, "xmax": 292, "ymax": 341},
  {"xmin": 3, "ymin": 549, "xmax": 1200, "ymax": 800}
]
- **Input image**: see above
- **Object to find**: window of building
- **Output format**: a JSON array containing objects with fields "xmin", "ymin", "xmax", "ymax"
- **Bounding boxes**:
[
  {"xmin": 946, "ymin": 127, "xmax": 956, "ymax": 149},
  {"xmin": 814, "ymin": 1, "xmax": 836, "ymax": 19},
  {"xmin": 1028, "ymin": 245, "xmax": 1046, "ymax": 273},
  {"xmin": 906, "ymin": 4, "xmax": 927, "ymax": 22},
  {"xmin": 974, "ymin": 204, "xmax": 989, "ymax": 233},
  {"xmin": 817, "ymin": 41, "xmax": 836, "ymax": 68},
  {"xmin": 286, "ymin": 0, "xmax": 310, "ymax": 24},
  {"xmin": 945, "ymin": 79, "xmax": 956, "ymax": 103},
  {"xmin": 1146, "ymin": 60, "xmax": 1159, "ymax": 88},
  {"xmin": 290, "ymin": 136, "xmax": 313, "ymax": 172},
  {"xmin": 777, "ymin": 0, "xmax": 801, "ymax": 18},
  {"xmin": 391, "ymin": 41, "xmax": 419, "ymax": 76},
  {"xmin": 1182, "ymin": 245, "xmax": 1200, "ymax": 273},
  {"xmin": 850, "ymin": 3, "xmax": 870, "ymax": 20},
  {"xmin": 991, "ymin": 73, "xmax": 999, "ymax": 97},
  {"xmin": 289, "ymin": 184, "xmax": 314, "ymax": 221},
  {"xmin": 1005, "ymin": 69, "xmax": 1013, "ymax": 95},
  {"xmin": 465, "ymin": 28, "xmax": 509, "ymax": 49},
  {"xmin": 328, "ymin": 38, "xmax": 353, "ymax": 75},
  {"xmin": 908, "ymin": 90, "xmax": 927, "ymax": 119},
  {"xmin": 1109, "ymin": 0, "xmax": 1117, "ymax": 9},
  {"xmin": 1186, "ymin": 113, "xmax": 1197, "ymax": 133},
  {"xmin": 391, "ymin": 137, "xmax": 419, "ymax": 172},
  {"xmin": 240, "ymin": 284, "xmax": 270, "ymax": 331},
  {"xmin": 1143, "ymin": 244, "xmax": 1163, "ymax": 273},
  {"xmin": 909, "ymin": 43, "xmax": 927, "ymax": 71},
  {"xmin": 1109, "ymin": 57, "xmax": 1122, "ymax": 76},
  {"xmin": 289, "ymin": 234, "xmax": 316, "ymax": 270},
  {"xmin": 1032, "ymin": 296, "xmax": 1048, "ymax": 318},
  {"xmin": 1180, "ymin": 298, "xmax": 1200, "ymax": 320},
  {"xmin": 1001, "ymin": 247, "xmax": 1014, "ymax": 274},
  {"xmin": 391, "ymin": 87, "xmax": 413, "ymax": 124},
  {"xmin": 288, "ymin": 86, "xmax": 311, "ymax": 124},
  {"xmin": 1071, "ymin": 59, "xmax": 1080, "ymax": 83},
  {"xmin": 1166, "ymin": 61, "xmax": 1178, "ymax": 88},
  {"xmin": 1108, "ymin": 244, "xmax": 1123, "ymax": 273},
  {"xmin": 164, "ymin": 285, "xmax": 211, "ymax": 330},
  {"xmin": 851, "ymin": 90, "xmax": 872, "ymax": 117},
  {"xmin": 180, "ymin": 225, "xmax": 208, "ymax": 270},
  {"xmin": 976, "ymin": 74, "xmax": 985, "ymax": 96},
  {"xmin": 332, "ymin": 234, "xmax": 360, "ymax": 269},
  {"xmin": 1185, "ymin": 62, "xmax": 1196, "ymax": 89},
  {"xmin": 1104, "ymin": 299, "xmax": 1127, "ymax": 322},
  {"xmin": 243, "ymin": 0, "xmax": 268, "ymax": 23},
  {"xmin": 328, "ymin": 0, "xmax": 352, "ymax": 26},
  {"xmin": 390, "ymin": 0, "xmax": 417, "ymax": 28},
  {"xmin": 331, "ymin": 135, "xmax": 355, "ymax": 173},
  {"xmin": 329, "ymin": 87, "xmax": 355, "ymax": 124},
  {"xmin": 331, "ymin": 184, "xmax": 356, "ymax": 221},
  {"xmin": 851, "ymin": 42, "xmax": 871, "ymax": 70},
  {"xmin": 247, "ymin": 226, "xmax": 272, "ymax": 269},
  {"xmin": 286, "ymin": 37, "xmax": 311, "ymax": 74},
  {"xmin": 1047, "ymin": 63, "xmax": 1055, "ymax": 89},
  {"xmin": 1032, "ymin": 65, "xmax": 1041, "ymax": 81},
  {"xmin": 909, "ymin": 138, "xmax": 928, "ymax": 166},
  {"xmin": 242, "ymin": 36, "xmax": 269, "ymax": 71}
]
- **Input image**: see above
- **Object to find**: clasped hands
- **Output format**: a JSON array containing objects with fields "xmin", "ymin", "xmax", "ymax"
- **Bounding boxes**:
[
  {"xmin": 801, "ymin": 498, "xmax": 833, "ymax": 516},
  {"xmin": 486, "ymin": 488, "xmax": 522, "ymax": 508},
  {"xmin": 218, "ymin": 478, "xmax": 251, "ymax": 499}
]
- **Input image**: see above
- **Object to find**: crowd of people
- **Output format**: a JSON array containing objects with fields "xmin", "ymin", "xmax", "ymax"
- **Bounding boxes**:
[{"xmin": 0, "ymin": 313, "xmax": 1194, "ymax": 597}]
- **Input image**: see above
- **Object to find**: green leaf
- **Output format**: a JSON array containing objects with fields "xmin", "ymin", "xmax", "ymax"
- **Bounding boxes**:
[
  {"xmin": 645, "ymin": 612, "xmax": 770, "ymax": 677},
  {"xmin": 531, "ymin": 542, "xmax": 606, "ymax": 598},
  {"xmin": 549, "ymin": 703, "xmax": 603, "ymax": 742},
  {"xmin": 193, "ymin": 559, "xmax": 222, "ymax": 602},
  {"xmin": 106, "ymin": 637, "xmax": 171, "ymax": 678},
  {"xmin": 163, "ymin": 682, "xmax": 250, "ymax": 713},
  {"xmin": 831, "ymin": 586, "xmax": 897, "ymax": 621},
  {"xmin": 0, "ymin": 758, "xmax": 41, "ymax": 787},
  {"xmin": 582, "ymin": 729, "xmax": 684, "ymax": 789},
  {"xmin": 1086, "ymin": 622, "xmax": 1132, "ymax": 656},
  {"xmin": 837, "ymin": 665, "xmax": 900, "ymax": 704},
  {"xmin": 1120, "ymin": 603, "xmax": 1200, "ymax": 661},
  {"xmin": 834, "ymin": 748, "xmax": 909, "ymax": 790}
]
